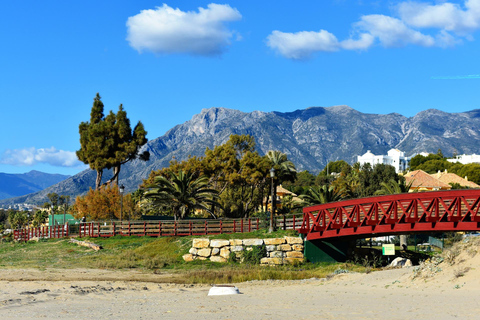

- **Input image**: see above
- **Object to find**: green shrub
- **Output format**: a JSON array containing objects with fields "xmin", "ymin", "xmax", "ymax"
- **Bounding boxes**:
[{"xmin": 242, "ymin": 245, "xmax": 266, "ymax": 264}]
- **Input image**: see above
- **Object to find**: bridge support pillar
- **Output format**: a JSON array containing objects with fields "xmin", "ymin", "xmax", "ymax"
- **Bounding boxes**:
[{"xmin": 304, "ymin": 239, "xmax": 353, "ymax": 263}]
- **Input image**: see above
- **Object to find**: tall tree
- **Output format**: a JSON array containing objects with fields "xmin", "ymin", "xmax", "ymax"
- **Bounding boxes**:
[
  {"xmin": 77, "ymin": 94, "xmax": 111, "ymax": 189},
  {"xmin": 77, "ymin": 94, "xmax": 149, "ymax": 189},
  {"xmin": 265, "ymin": 150, "xmax": 297, "ymax": 212},
  {"xmin": 266, "ymin": 150, "xmax": 297, "ymax": 183}
]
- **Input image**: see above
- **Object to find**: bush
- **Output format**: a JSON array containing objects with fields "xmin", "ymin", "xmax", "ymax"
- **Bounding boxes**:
[{"xmin": 242, "ymin": 245, "xmax": 266, "ymax": 264}]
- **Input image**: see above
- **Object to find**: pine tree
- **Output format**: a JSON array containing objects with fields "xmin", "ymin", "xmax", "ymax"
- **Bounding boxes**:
[{"xmin": 77, "ymin": 93, "xmax": 149, "ymax": 189}]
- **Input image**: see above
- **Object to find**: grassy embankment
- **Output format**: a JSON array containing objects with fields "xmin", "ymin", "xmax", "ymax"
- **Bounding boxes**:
[{"xmin": 0, "ymin": 230, "xmax": 366, "ymax": 283}]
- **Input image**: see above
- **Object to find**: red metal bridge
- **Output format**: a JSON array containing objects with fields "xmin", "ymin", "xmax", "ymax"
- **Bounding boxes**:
[{"xmin": 299, "ymin": 189, "xmax": 480, "ymax": 241}]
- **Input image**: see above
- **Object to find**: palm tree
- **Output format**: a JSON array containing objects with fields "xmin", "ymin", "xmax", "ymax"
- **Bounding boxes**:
[
  {"xmin": 299, "ymin": 185, "xmax": 346, "ymax": 206},
  {"xmin": 143, "ymin": 170, "xmax": 220, "ymax": 220},
  {"xmin": 265, "ymin": 150, "xmax": 297, "ymax": 214},
  {"xmin": 374, "ymin": 179, "xmax": 414, "ymax": 195},
  {"xmin": 266, "ymin": 150, "xmax": 296, "ymax": 182}
]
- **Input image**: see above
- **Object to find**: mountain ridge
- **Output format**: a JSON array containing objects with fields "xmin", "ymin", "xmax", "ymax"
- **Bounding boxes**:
[
  {"xmin": 2, "ymin": 105, "xmax": 480, "ymax": 205},
  {"xmin": 0, "ymin": 170, "xmax": 70, "ymax": 201}
]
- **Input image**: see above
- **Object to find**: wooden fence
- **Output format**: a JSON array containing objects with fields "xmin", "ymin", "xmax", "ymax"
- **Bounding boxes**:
[{"xmin": 13, "ymin": 214, "xmax": 303, "ymax": 242}]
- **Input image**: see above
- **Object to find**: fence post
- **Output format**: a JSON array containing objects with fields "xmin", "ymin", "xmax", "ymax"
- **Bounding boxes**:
[
  {"xmin": 174, "ymin": 221, "xmax": 177, "ymax": 236},
  {"xmin": 129, "ymin": 222, "xmax": 131, "ymax": 236},
  {"xmin": 293, "ymin": 215, "xmax": 296, "ymax": 231},
  {"xmin": 143, "ymin": 222, "xmax": 146, "ymax": 236},
  {"xmin": 233, "ymin": 220, "xmax": 236, "ymax": 233},
  {"xmin": 220, "ymin": 220, "xmax": 223, "ymax": 234},
  {"xmin": 204, "ymin": 220, "xmax": 207, "ymax": 235},
  {"xmin": 97, "ymin": 223, "xmax": 100, "ymax": 237},
  {"xmin": 248, "ymin": 219, "xmax": 251, "ymax": 232},
  {"xmin": 189, "ymin": 221, "xmax": 192, "ymax": 236},
  {"xmin": 256, "ymin": 218, "xmax": 259, "ymax": 231},
  {"xmin": 241, "ymin": 219, "xmax": 244, "ymax": 233},
  {"xmin": 113, "ymin": 222, "xmax": 116, "ymax": 237},
  {"xmin": 158, "ymin": 221, "xmax": 161, "ymax": 237}
]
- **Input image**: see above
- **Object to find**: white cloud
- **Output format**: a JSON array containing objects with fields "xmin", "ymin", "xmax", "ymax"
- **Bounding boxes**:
[
  {"xmin": 398, "ymin": 0, "xmax": 480, "ymax": 35},
  {"xmin": 126, "ymin": 3, "xmax": 241, "ymax": 56},
  {"xmin": 267, "ymin": 0, "xmax": 480, "ymax": 60},
  {"xmin": 340, "ymin": 33, "xmax": 375, "ymax": 50},
  {"xmin": 355, "ymin": 14, "xmax": 435, "ymax": 47},
  {"xmin": 266, "ymin": 30, "xmax": 340, "ymax": 60},
  {"xmin": 1, "ymin": 147, "xmax": 84, "ymax": 168}
]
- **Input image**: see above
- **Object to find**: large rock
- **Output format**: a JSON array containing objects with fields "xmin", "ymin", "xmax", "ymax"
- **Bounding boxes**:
[
  {"xmin": 192, "ymin": 238, "xmax": 210, "ymax": 248},
  {"xmin": 231, "ymin": 246, "xmax": 244, "ymax": 252},
  {"xmin": 220, "ymin": 247, "xmax": 231, "ymax": 259},
  {"xmin": 197, "ymin": 248, "xmax": 212, "ymax": 257},
  {"xmin": 189, "ymin": 247, "xmax": 198, "ymax": 255},
  {"xmin": 243, "ymin": 239, "xmax": 263, "ymax": 246},
  {"xmin": 265, "ymin": 245, "xmax": 276, "ymax": 252},
  {"xmin": 211, "ymin": 247, "xmax": 220, "ymax": 256},
  {"xmin": 270, "ymin": 251, "xmax": 284, "ymax": 258},
  {"xmin": 182, "ymin": 254, "xmax": 194, "ymax": 262},
  {"xmin": 278, "ymin": 244, "xmax": 292, "ymax": 251},
  {"xmin": 264, "ymin": 238, "xmax": 285, "ymax": 245},
  {"xmin": 210, "ymin": 256, "xmax": 227, "ymax": 263},
  {"xmin": 210, "ymin": 239, "xmax": 230, "ymax": 248},
  {"xmin": 292, "ymin": 244, "xmax": 304, "ymax": 252},
  {"xmin": 286, "ymin": 251, "xmax": 304, "ymax": 259},
  {"xmin": 229, "ymin": 239, "xmax": 243, "ymax": 246},
  {"xmin": 285, "ymin": 236, "xmax": 303, "ymax": 244}
]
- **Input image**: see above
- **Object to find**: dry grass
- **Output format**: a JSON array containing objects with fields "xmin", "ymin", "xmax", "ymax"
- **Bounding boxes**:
[
  {"xmin": 0, "ymin": 234, "xmax": 371, "ymax": 284},
  {"xmin": 453, "ymin": 266, "xmax": 470, "ymax": 278}
]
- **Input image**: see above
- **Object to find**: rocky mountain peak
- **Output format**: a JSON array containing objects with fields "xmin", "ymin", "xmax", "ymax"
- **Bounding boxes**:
[{"xmin": 3, "ymin": 105, "xmax": 480, "ymax": 205}]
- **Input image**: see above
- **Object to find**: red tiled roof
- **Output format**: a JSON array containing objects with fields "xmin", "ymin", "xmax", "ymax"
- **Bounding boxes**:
[
  {"xmin": 404, "ymin": 170, "xmax": 451, "ymax": 190},
  {"xmin": 430, "ymin": 172, "xmax": 480, "ymax": 189}
]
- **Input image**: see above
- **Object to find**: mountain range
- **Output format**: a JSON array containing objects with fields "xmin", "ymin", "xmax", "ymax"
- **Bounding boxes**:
[
  {"xmin": 0, "ymin": 171, "xmax": 70, "ymax": 201},
  {"xmin": 2, "ymin": 105, "xmax": 480, "ymax": 206}
]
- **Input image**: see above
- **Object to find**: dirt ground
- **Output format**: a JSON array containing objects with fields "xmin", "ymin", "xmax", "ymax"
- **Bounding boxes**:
[{"xmin": 1, "ymin": 264, "xmax": 479, "ymax": 319}]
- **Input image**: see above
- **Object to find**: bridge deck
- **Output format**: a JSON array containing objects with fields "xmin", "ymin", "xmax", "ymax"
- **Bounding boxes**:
[{"xmin": 300, "ymin": 189, "xmax": 480, "ymax": 240}]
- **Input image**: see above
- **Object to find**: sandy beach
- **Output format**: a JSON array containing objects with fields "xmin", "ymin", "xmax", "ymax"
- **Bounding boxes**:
[{"xmin": 1, "ymin": 264, "xmax": 479, "ymax": 319}]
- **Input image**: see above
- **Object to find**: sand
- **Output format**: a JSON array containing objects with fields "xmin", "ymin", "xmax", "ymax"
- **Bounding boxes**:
[
  {"xmin": 1, "ymin": 264, "xmax": 479, "ymax": 319},
  {"xmin": 2, "ymin": 237, "xmax": 480, "ymax": 319}
]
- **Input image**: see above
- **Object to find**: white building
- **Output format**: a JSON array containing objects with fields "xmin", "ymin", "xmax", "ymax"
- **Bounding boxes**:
[
  {"xmin": 447, "ymin": 154, "xmax": 480, "ymax": 165},
  {"xmin": 357, "ymin": 149, "xmax": 411, "ymax": 173}
]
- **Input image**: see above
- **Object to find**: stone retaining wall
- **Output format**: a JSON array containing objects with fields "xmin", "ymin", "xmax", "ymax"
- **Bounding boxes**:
[{"xmin": 182, "ymin": 236, "xmax": 304, "ymax": 265}]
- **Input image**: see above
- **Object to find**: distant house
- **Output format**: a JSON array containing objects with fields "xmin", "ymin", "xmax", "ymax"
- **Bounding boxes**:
[
  {"xmin": 404, "ymin": 170, "xmax": 451, "ymax": 192},
  {"xmin": 430, "ymin": 170, "xmax": 480, "ymax": 189},
  {"xmin": 263, "ymin": 185, "xmax": 300, "ymax": 211},
  {"xmin": 447, "ymin": 154, "xmax": 480, "ymax": 165},
  {"xmin": 357, "ymin": 148, "xmax": 411, "ymax": 173}
]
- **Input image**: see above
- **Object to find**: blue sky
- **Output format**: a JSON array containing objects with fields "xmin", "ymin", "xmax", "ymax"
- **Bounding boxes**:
[{"xmin": 1, "ymin": 0, "xmax": 480, "ymax": 176}]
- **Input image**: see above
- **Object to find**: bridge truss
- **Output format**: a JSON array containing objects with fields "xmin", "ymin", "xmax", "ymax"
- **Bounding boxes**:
[{"xmin": 299, "ymin": 189, "xmax": 480, "ymax": 241}]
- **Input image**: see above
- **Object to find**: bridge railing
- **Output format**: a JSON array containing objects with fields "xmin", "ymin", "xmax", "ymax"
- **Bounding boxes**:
[{"xmin": 300, "ymin": 189, "xmax": 480, "ymax": 240}]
